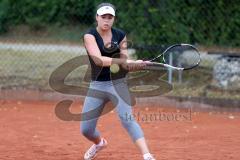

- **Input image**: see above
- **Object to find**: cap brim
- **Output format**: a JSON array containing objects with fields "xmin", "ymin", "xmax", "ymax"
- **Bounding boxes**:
[{"xmin": 97, "ymin": 6, "xmax": 115, "ymax": 16}]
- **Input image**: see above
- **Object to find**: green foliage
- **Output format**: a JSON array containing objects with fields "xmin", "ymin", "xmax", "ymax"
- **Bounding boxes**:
[
  {"xmin": 112, "ymin": 0, "xmax": 240, "ymax": 57},
  {"xmin": 0, "ymin": 0, "xmax": 95, "ymax": 31},
  {"xmin": 0, "ymin": 0, "xmax": 10, "ymax": 33},
  {"xmin": 136, "ymin": 1, "xmax": 228, "ymax": 45},
  {"xmin": 0, "ymin": 0, "xmax": 239, "ymax": 54}
]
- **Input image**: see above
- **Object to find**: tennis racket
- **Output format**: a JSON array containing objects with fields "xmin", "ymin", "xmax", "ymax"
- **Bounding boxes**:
[{"xmin": 143, "ymin": 44, "xmax": 201, "ymax": 71}]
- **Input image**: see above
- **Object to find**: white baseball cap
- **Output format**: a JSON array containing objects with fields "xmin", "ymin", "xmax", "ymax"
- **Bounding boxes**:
[{"xmin": 97, "ymin": 5, "xmax": 115, "ymax": 16}]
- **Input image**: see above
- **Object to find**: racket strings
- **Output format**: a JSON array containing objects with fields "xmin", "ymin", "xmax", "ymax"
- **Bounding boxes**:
[{"xmin": 163, "ymin": 45, "xmax": 200, "ymax": 70}]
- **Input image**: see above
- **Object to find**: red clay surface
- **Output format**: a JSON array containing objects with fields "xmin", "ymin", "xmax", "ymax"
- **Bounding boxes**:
[{"xmin": 0, "ymin": 100, "xmax": 240, "ymax": 160}]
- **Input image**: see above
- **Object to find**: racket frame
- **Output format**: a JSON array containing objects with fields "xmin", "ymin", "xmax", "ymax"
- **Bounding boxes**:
[{"xmin": 146, "ymin": 43, "xmax": 201, "ymax": 71}]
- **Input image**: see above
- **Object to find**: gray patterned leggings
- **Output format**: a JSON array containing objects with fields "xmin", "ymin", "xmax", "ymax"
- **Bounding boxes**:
[{"xmin": 80, "ymin": 79, "xmax": 144, "ymax": 142}]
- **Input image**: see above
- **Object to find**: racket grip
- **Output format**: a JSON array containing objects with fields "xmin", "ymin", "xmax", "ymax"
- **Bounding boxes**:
[{"xmin": 143, "ymin": 63, "xmax": 165, "ymax": 71}]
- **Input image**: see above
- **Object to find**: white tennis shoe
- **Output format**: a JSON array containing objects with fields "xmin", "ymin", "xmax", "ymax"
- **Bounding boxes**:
[
  {"xmin": 84, "ymin": 138, "xmax": 107, "ymax": 160},
  {"xmin": 143, "ymin": 153, "xmax": 156, "ymax": 160},
  {"xmin": 144, "ymin": 157, "xmax": 156, "ymax": 160}
]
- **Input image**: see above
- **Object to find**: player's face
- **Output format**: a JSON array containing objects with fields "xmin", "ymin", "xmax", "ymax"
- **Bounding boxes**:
[{"xmin": 96, "ymin": 14, "xmax": 115, "ymax": 30}]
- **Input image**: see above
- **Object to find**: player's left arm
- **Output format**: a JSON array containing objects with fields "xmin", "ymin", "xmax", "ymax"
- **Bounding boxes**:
[
  {"xmin": 119, "ymin": 36, "xmax": 130, "ymax": 70},
  {"xmin": 119, "ymin": 36, "xmax": 129, "ymax": 60},
  {"xmin": 120, "ymin": 36, "xmax": 146, "ymax": 71}
]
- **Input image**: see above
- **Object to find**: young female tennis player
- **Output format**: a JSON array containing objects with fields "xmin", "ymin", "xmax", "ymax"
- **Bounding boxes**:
[{"xmin": 81, "ymin": 3, "xmax": 156, "ymax": 160}]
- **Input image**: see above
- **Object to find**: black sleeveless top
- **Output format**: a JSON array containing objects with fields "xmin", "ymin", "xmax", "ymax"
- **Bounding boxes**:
[{"xmin": 84, "ymin": 27, "xmax": 127, "ymax": 81}]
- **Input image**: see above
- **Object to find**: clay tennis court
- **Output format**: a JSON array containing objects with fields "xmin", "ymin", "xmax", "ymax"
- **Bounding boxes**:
[{"xmin": 0, "ymin": 99, "xmax": 239, "ymax": 160}]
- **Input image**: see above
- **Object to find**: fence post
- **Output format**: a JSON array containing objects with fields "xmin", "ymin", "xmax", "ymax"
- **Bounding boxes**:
[{"xmin": 168, "ymin": 53, "xmax": 173, "ymax": 83}]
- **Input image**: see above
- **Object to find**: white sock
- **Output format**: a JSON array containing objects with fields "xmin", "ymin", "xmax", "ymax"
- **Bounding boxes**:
[
  {"xmin": 96, "ymin": 138, "xmax": 104, "ymax": 146},
  {"xmin": 143, "ymin": 153, "xmax": 152, "ymax": 159}
]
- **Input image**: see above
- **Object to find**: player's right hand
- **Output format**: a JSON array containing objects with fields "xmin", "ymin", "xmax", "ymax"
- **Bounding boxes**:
[{"xmin": 124, "ymin": 59, "xmax": 148, "ymax": 71}]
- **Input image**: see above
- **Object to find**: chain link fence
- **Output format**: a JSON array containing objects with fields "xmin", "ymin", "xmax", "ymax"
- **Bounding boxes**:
[{"xmin": 0, "ymin": 0, "xmax": 240, "ymax": 102}]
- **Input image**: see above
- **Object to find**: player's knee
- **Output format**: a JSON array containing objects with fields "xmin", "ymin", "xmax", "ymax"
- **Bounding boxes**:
[{"xmin": 80, "ymin": 126, "xmax": 94, "ymax": 137}]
